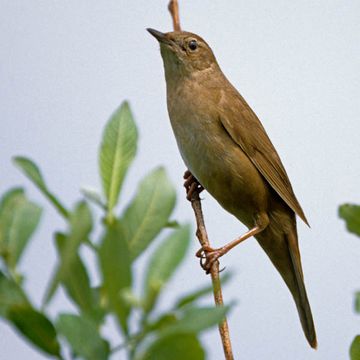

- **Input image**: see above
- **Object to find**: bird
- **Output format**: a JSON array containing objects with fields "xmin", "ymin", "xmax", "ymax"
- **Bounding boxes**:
[{"xmin": 147, "ymin": 28, "xmax": 317, "ymax": 349}]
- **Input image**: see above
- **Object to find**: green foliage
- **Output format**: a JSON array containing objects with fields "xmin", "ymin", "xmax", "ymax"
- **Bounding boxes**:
[
  {"xmin": 99, "ymin": 101, "xmax": 138, "ymax": 220},
  {"xmin": 144, "ymin": 225, "xmax": 190, "ymax": 312},
  {"xmin": 355, "ymin": 292, "xmax": 360, "ymax": 314},
  {"xmin": 175, "ymin": 272, "xmax": 232, "ymax": 309},
  {"xmin": 123, "ymin": 167, "xmax": 176, "ymax": 259},
  {"xmin": 339, "ymin": 204, "xmax": 360, "ymax": 237},
  {"xmin": 56, "ymin": 314, "xmax": 110, "ymax": 360},
  {"xmin": 138, "ymin": 333, "xmax": 205, "ymax": 360},
  {"xmin": 0, "ymin": 272, "xmax": 62, "ymax": 357},
  {"xmin": 0, "ymin": 101, "xmax": 232, "ymax": 359},
  {"xmin": 13, "ymin": 157, "xmax": 69, "ymax": 219},
  {"xmin": 159, "ymin": 306, "xmax": 230, "ymax": 337},
  {"xmin": 351, "ymin": 336, "xmax": 360, "ymax": 360},
  {"xmin": 43, "ymin": 202, "xmax": 93, "ymax": 306},
  {"xmin": 0, "ymin": 188, "xmax": 42, "ymax": 269},
  {"xmin": 54, "ymin": 233, "xmax": 97, "ymax": 320},
  {"xmin": 81, "ymin": 187, "xmax": 106, "ymax": 210},
  {"xmin": 99, "ymin": 221, "xmax": 132, "ymax": 334},
  {"xmin": 339, "ymin": 203, "xmax": 360, "ymax": 359},
  {"xmin": 7, "ymin": 306, "xmax": 61, "ymax": 358},
  {"xmin": 0, "ymin": 271, "xmax": 30, "ymax": 317}
]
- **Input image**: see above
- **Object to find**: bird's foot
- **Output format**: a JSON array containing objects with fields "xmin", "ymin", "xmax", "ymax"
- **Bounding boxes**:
[
  {"xmin": 183, "ymin": 170, "xmax": 204, "ymax": 201},
  {"xmin": 196, "ymin": 245, "xmax": 225, "ymax": 274}
]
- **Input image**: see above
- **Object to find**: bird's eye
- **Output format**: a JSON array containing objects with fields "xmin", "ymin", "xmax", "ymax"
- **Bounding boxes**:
[{"xmin": 188, "ymin": 40, "xmax": 198, "ymax": 51}]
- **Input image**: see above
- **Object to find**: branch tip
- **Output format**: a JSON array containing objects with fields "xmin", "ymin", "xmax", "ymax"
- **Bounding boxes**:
[{"xmin": 168, "ymin": 0, "xmax": 181, "ymax": 31}]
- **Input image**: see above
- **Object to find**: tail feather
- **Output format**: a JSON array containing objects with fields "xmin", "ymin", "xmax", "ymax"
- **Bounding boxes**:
[
  {"xmin": 257, "ymin": 226, "xmax": 317, "ymax": 348},
  {"xmin": 287, "ymin": 231, "xmax": 317, "ymax": 349}
]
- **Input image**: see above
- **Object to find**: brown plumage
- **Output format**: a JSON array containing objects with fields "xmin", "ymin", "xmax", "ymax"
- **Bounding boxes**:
[{"xmin": 148, "ymin": 28, "xmax": 317, "ymax": 348}]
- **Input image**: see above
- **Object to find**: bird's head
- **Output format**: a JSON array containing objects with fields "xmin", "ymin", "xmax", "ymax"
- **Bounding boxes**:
[{"xmin": 147, "ymin": 28, "xmax": 218, "ymax": 79}]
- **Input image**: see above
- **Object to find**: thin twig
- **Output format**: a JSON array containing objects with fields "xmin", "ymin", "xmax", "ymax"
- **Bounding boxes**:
[
  {"xmin": 167, "ymin": 2, "xmax": 234, "ymax": 358},
  {"xmin": 190, "ymin": 191, "xmax": 234, "ymax": 360},
  {"xmin": 168, "ymin": 0, "xmax": 181, "ymax": 31}
]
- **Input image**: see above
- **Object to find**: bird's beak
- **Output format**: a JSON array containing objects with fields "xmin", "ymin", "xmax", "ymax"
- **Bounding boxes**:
[{"xmin": 147, "ymin": 28, "xmax": 169, "ymax": 44}]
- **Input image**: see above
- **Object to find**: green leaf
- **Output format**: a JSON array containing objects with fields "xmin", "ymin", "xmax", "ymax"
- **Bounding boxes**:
[
  {"xmin": 13, "ymin": 156, "xmax": 69, "ymax": 218},
  {"xmin": 8, "ymin": 201, "xmax": 42, "ymax": 267},
  {"xmin": 86, "ymin": 286, "xmax": 107, "ymax": 325},
  {"xmin": 175, "ymin": 272, "xmax": 233, "ymax": 309},
  {"xmin": 99, "ymin": 221, "xmax": 132, "ymax": 334},
  {"xmin": 165, "ymin": 220, "xmax": 180, "ymax": 228},
  {"xmin": 56, "ymin": 314, "xmax": 109, "ymax": 360},
  {"xmin": 350, "ymin": 335, "xmax": 360, "ymax": 360},
  {"xmin": 43, "ymin": 202, "xmax": 92, "ymax": 305},
  {"xmin": 0, "ymin": 188, "xmax": 26, "ymax": 252},
  {"xmin": 62, "ymin": 202, "xmax": 92, "ymax": 275},
  {"xmin": 43, "ymin": 268, "xmax": 60, "ymax": 308},
  {"xmin": 161, "ymin": 306, "xmax": 230, "ymax": 336},
  {"xmin": 99, "ymin": 101, "xmax": 138, "ymax": 217},
  {"xmin": 355, "ymin": 292, "xmax": 360, "ymax": 314},
  {"xmin": 7, "ymin": 305, "xmax": 61, "ymax": 358},
  {"xmin": 144, "ymin": 225, "xmax": 190, "ymax": 312},
  {"xmin": 120, "ymin": 288, "xmax": 143, "ymax": 308},
  {"xmin": 81, "ymin": 187, "xmax": 106, "ymax": 210},
  {"xmin": 123, "ymin": 167, "xmax": 176, "ymax": 259},
  {"xmin": 0, "ymin": 188, "xmax": 42, "ymax": 267},
  {"xmin": 0, "ymin": 271, "xmax": 30, "ymax": 317},
  {"xmin": 54, "ymin": 233, "xmax": 95, "ymax": 318},
  {"xmin": 0, "ymin": 187, "xmax": 25, "ymax": 216},
  {"xmin": 339, "ymin": 204, "xmax": 360, "ymax": 237},
  {"xmin": 138, "ymin": 333, "xmax": 205, "ymax": 360},
  {"xmin": 146, "ymin": 313, "xmax": 177, "ymax": 332}
]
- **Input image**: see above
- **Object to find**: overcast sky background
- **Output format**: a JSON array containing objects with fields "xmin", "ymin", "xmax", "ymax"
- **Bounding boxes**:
[{"xmin": 1, "ymin": 1, "xmax": 360, "ymax": 359}]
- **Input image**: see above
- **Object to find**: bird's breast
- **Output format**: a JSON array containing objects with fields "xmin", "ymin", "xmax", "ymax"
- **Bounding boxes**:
[{"xmin": 166, "ymin": 82, "xmax": 270, "ymax": 225}]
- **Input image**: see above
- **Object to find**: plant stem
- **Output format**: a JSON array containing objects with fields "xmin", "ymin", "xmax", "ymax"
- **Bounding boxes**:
[
  {"xmin": 190, "ymin": 191, "xmax": 234, "ymax": 360},
  {"xmin": 168, "ymin": 0, "xmax": 181, "ymax": 31},
  {"xmin": 166, "ymin": 2, "xmax": 235, "ymax": 358}
]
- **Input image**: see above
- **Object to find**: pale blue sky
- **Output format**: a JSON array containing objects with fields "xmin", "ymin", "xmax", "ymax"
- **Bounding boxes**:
[{"xmin": 1, "ymin": 1, "xmax": 360, "ymax": 359}]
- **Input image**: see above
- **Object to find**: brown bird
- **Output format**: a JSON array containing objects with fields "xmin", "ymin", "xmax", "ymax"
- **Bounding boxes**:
[{"xmin": 147, "ymin": 28, "xmax": 317, "ymax": 349}]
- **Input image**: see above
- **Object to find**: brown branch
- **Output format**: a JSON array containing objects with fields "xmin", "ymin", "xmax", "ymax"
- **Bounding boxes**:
[
  {"xmin": 167, "ymin": 2, "xmax": 234, "ymax": 357},
  {"xmin": 168, "ymin": 0, "xmax": 181, "ymax": 31},
  {"xmin": 190, "ymin": 190, "xmax": 234, "ymax": 360}
]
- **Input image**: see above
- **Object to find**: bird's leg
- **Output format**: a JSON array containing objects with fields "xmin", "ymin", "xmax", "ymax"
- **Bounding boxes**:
[
  {"xmin": 196, "ymin": 213, "xmax": 269, "ymax": 273},
  {"xmin": 183, "ymin": 170, "xmax": 204, "ymax": 201}
]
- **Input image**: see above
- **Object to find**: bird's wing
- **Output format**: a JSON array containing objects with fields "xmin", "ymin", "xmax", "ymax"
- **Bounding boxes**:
[{"xmin": 219, "ymin": 90, "xmax": 309, "ymax": 226}]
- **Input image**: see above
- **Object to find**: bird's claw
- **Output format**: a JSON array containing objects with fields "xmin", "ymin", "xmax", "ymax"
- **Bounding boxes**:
[
  {"xmin": 183, "ymin": 170, "xmax": 204, "ymax": 201},
  {"xmin": 195, "ymin": 245, "xmax": 222, "ymax": 274}
]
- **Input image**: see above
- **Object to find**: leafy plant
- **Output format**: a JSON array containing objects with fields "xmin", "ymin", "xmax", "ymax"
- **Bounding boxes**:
[
  {"xmin": 0, "ymin": 101, "xmax": 230, "ymax": 359},
  {"xmin": 339, "ymin": 204, "xmax": 360, "ymax": 360}
]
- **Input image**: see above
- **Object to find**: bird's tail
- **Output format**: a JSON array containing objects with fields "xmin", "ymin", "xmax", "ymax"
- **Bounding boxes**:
[
  {"xmin": 258, "ymin": 228, "xmax": 317, "ymax": 348},
  {"xmin": 287, "ymin": 230, "xmax": 317, "ymax": 348}
]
